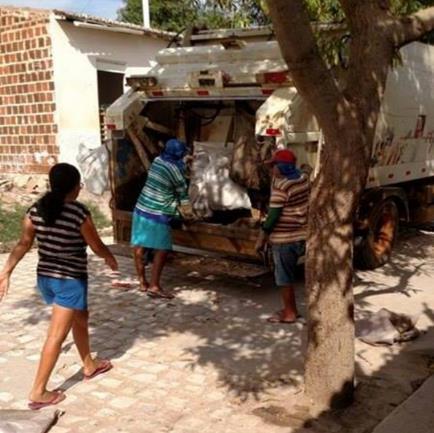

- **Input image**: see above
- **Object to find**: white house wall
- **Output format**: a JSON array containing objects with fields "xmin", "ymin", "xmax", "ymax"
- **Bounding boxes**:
[{"xmin": 49, "ymin": 16, "xmax": 166, "ymax": 166}]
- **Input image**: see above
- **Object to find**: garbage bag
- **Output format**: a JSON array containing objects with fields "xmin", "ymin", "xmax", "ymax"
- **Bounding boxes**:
[
  {"xmin": 356, "ymin": 308, "xmax": 420, "ymax": 346},
  {"xmin": 189, "ymin": 141, "xmax": 252, "ymax": 218},
  {"xmin": 76, "ymin": 143, "xmax": 109, "ymax": 195},
  {"xmin": 0, "ymin": 409, "xmax": 61, "ymax": 433}
]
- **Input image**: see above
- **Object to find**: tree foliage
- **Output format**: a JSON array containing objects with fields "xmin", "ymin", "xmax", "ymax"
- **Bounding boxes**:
[
  {"xmin": 305, "ymin": 0, "xmax": 434, "ymax": 21},
  {"xmin": 117, "ymin": 0, "xmax": 268, "ymax": 31},
  {"xmin": 118, "ymin": 0, "xmax": 434, "ymax": 35},
  {"xmin": 117, "ymin": 0, "xmax": 143, "ymax": 25}
]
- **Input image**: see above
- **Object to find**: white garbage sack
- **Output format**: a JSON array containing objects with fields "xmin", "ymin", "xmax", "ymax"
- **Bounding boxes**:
[
  {"xmin": 356, "ymin": 308, "xmax": 420, "ymax": 346},
  {"xmin": 189, "ymin": 141, "xmax": 252, "ymax": 218},
  {"xmin": 76, "ymin": 143, "xmax": 109, "ymax": 195},
  {"xmin": 0, "ymin": 409, "xmax": 61, "ymax": 433}
]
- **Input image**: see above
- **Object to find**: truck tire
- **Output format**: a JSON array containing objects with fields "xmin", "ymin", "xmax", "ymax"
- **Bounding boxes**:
[{"xmin": 355, "ymin": 199, "xmax": 399, "ymax": 270}]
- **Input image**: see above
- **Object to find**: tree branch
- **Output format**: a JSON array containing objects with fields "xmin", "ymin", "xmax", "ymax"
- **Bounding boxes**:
[
  {"xmin": 389, "ymin": 7, "xmax": 434, "ymax": 47},
  {"xmin": 266, "ymin": 0, "xmax": 344, "ymax": 137},
  {"xmin": 340, "ymin": 0, "xmax": 391, "ymax": 32},
  {"xmin": 338, "ymin": 0, "xmax": 394, "ymax": 122}
]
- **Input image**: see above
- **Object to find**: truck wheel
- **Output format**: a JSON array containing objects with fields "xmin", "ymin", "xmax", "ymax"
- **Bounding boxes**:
[{"xmin": 355, "ymin": 199, "xmax": 399, "ymax": 270}]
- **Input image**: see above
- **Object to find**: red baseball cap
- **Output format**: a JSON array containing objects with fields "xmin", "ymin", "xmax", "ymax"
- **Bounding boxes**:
[{"xmin": 264, "ymin": 149, "xmax": 297, "ymax": 165}]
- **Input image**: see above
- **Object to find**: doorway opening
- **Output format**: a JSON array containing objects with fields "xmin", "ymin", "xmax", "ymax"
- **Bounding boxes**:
[{"xmin": 97, "ymin": 70, "xmax": 124, "ymax": 143}]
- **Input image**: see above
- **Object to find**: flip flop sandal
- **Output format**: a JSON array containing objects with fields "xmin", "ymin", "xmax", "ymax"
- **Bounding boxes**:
[
  {"xmin": 83, "ymin": 359, "xmax": 113, "ymax": 381},
  {"xmin": 147, "ymin": 290, "xmax": 174, "ymax": 300},
  {"xmin": 28, "ymin": 390, "xmax": 65, "ymax": 410},
  {"xmin": 111, "ymin": 280, "xmax": 136, "ymax": 289},
  {"xmin": 266, "ymin": 314, "xmax": 305, "ymax": 325}
]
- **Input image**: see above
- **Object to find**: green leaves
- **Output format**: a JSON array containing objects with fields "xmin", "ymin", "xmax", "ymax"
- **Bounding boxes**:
[
  {"xmin": 117, "ymin": 0, "xmax": 143, "ymax": 26},
  {"xmin": 305, "ymin": 0, "xmax": 344, "ymax": 22},
  {"xmin": 116, "ymin": 0, "xmax": 434, "ymax": 40},
  {"xmin": 117, "ymin": 0, "xmax": 269, "ymax": 31},
  {"xmin": 304, "ymin": 0, "xmax": 434, "ymax": 22}
]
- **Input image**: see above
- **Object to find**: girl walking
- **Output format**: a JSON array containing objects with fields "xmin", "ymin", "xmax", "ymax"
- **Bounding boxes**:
[{"xmin": 0, "ymin": 163, "xmax": 118, "ymax": 409}]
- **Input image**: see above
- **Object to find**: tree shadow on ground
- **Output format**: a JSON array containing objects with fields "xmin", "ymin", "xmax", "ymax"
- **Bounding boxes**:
[
  {"xmin": 251, "ymin": 230, "xmax": 434, "ymax": 432},
  {"xmin": 354, "ymin": 229, "xmax": 433, "ymax": 307},
  {"xmin": 9, "ymin": 253, "xmax": 307, "ymax": 400},
  {"xmin": 253, "ymin": 305, "xmax": 434, "ymax": 433},
  {"xmin": 92, "ymin": 259, "xmax": 307, "ymax": 400},
  {"xmin": 6, "ymin": 230, "xmax": 433, "ymax": 428}
]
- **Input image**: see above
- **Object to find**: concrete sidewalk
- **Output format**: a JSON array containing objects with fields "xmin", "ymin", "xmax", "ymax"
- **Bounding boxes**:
[{"xmin": 372, "ymin": 375, "xmax": 434, "ymax": 433}]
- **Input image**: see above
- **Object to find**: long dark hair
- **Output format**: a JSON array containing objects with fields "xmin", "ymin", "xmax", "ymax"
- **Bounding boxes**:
[{"xmin": 37, "ymin": 163, "xmax": 81, "ymax": 225}]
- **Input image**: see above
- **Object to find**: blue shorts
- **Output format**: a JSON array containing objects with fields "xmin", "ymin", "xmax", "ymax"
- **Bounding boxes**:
[
  {"xmin": 37, "ymin": 276, "xmax": 88, "ymax": 310},
  {"xmin": 272, "ymin": 241, "xmax": 305, "ymax": 286}
]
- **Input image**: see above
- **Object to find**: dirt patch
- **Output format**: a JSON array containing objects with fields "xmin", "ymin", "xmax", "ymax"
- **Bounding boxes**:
[
  {"xmin": 173, "ymin": 254, "xmax": 269, "ymax": 279},
  {"xmin": 0, "ymin": 174, "xmax": 113, "ymax": 252}
]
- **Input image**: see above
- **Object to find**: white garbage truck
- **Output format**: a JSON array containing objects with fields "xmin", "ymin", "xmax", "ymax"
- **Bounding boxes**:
[{"xmin": 105, "ymin": 26, "xmax": 434, "ymax": 269}]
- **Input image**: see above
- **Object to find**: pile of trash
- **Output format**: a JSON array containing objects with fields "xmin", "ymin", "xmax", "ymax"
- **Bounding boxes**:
[
  {"xmin": 189, "ymin": 141, "xmax": 252, "ymax": 218},
  {"xmin": 356, "ymin": 308, "xmax": 420, "ymax": 346}
]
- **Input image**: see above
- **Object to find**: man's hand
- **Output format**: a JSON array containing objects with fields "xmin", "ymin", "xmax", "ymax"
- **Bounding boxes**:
[
  {"xmin": 255, "ymin": 230, "xmax": 269, "ymax": 254},
  {"xmin": 0, "ymin": 273, "xmax": 10, "ymax": 302}
]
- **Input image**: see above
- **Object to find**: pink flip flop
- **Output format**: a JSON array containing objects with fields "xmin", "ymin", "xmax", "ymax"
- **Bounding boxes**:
[
  {"xmin": 147, "ymin": 290, "xmax": 174, "ymax": 300},
  {"xmin": 266, "ymin": 314, "xmax": 305, "ymax": 325},
  {"xmin": 111, "ymin": 279, "xmax": 137, "ymax": 289},
  {"xmin": 28, "ymin": 390, "xmax": 65, "ymax": 410},
  {"xmin": 83, "ymin": 359, "xmax": 113, "ymax": 381}
]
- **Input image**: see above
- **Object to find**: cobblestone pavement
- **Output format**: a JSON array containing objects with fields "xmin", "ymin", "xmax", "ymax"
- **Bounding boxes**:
[
  {"xmin": 0, "ymin": 230, "xmax": 433, "ymax": 433},
  {"xmin": 0, "ymin": 248, "xmax": 306, "ymax": 433}
]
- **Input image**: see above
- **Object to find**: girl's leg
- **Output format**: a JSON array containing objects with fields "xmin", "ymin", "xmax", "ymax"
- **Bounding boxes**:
[
  {"xmin": 72, "ymin": 310, "xmax": 93, "ymax": 374},
  {"xmin": 29, "ymin": 304, "xmax": 75, "ymax": 402},
  {"xmin": 133, "ymin": 246, "xmax": 149, "ymax": 291},
  {"xmin": 72, "ymin": 310, "xmax": 108, "ymax": 376}
]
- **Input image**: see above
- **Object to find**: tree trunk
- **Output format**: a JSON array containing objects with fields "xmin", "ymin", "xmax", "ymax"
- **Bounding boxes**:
[
  {"xmin": 266, "ymin": 0, "xmax": 434, "ymax": 413},
  {"xmin": 304, "ymin": 126, "xmax": 368, "ymax": 410}
]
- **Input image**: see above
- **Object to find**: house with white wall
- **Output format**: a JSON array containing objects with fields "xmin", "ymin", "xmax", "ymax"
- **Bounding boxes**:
[{"xmin": 0, "ymin": 6, "xmax": 172, "ymax": 174}]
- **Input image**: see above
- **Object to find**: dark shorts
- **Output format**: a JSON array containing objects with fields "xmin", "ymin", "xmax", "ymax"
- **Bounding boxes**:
[
  {"xmin": 37, "ymin": 276, "xmax": 88, "ymax": 310},
  {"xmin": 272, "ymin": 241, "xmax": 305, "ymax": 287}
]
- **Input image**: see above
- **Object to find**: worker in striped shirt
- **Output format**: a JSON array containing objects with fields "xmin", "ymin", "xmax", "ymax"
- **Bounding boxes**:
[
  {"xmin": 255, "ymin": 149, "xmax": 310, "ymax": 324},
  {"xmin": 131, "ymin": 139, "xmax": 194, "ymax": 299}
]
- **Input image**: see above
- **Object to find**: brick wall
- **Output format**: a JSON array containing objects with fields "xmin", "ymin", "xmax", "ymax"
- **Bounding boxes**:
[{"xmin": 0, "ymin": 7, "xmax": 58, "ymax": 174}]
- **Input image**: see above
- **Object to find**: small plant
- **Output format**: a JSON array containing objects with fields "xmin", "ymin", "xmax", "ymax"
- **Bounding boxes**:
[
  {"xmin": 0, "ymin": 204, "xmax": 28, "ymax": 244},
  {"xmin": 82, "ymin": 201, "xmax": 111, "ymax": 230}
]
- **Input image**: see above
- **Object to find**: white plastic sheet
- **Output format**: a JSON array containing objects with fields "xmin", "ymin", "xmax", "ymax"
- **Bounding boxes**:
[
  {"xmin": 189, "ymin": 141, "xmax": 252, "ymax": 217},
  {"xmin": 76, "ymin": 143, "xmax": 109, "ymax": 195},
  {"xmin": 356, "ymin": 308, "xmax": 420, "ymax": 346},
  {"xmin": 0, "ymin": 409, "xmax": 61, "ymax": 433}
]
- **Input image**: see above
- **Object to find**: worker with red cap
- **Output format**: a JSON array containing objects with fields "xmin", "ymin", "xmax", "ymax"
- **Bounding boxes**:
[{"xmin": 255, "ymin": 148, "xmax": 310, "ymax": 323}]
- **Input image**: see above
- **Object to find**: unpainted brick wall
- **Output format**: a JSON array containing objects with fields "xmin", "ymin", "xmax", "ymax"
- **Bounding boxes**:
[{"xmin": 0, "ymin": 7, "xmax": 58, "ymax": 174}]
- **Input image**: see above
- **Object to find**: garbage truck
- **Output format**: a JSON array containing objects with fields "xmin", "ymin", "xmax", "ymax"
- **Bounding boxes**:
[{"xmin": 105, "ymin": 26, "xmax": 434, "ymax": 269}]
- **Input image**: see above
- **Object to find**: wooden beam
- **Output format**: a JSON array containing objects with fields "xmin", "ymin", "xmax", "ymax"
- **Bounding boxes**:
[
  {"xmin": 143, "ymin": 116, "xmax": 173, "ymax": 135},
  {"xmin": 126, "ymin": 126, "xmax": 151, "ymax": 169},
  {"xmin": 130, "ymin": 117, "xmax": 161, "ymax": 155}
]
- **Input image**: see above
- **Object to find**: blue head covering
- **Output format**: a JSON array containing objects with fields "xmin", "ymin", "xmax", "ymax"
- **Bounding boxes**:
[
  {"xmin": 276, "ymin": 162, "xmax": 301, "ymax": 180},
  {"xmin": 160, "ymin": 139, "xmax": 187, "ymax": 172}
]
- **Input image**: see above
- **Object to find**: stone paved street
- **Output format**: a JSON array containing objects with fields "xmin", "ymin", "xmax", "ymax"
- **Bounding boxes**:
[{"xmin": 0, "ymin": 230, "xmax": 433, "ymax": 433}]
